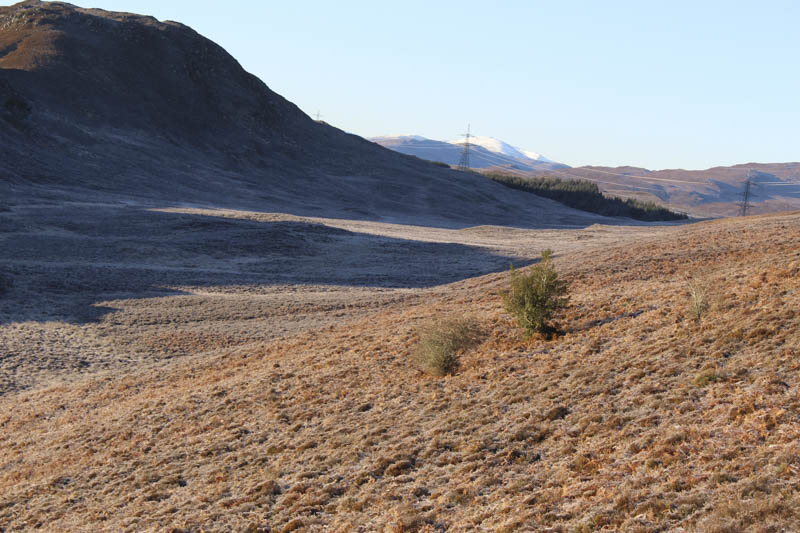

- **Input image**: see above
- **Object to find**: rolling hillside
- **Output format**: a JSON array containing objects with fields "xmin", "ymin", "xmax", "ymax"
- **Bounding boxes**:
[
  {"xmin": 1, "ymin": 3, "xmax": 798, "ymax": 532},
  {"xmin": 1, "ymin": 211, "xmax": 797, "ymax": 531},
  {"xmin": 526, "ymin": 163, "xmax": 800, "ymax": 217},
  {"xmin": 0, "ymin": 1, "xmax": 590, "ymax": 228}
]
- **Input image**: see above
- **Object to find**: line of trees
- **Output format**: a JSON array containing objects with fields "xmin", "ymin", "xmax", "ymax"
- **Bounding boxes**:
[{"xmin": 485, "ymin": 172, "xmax": 688, "ymax": 222}]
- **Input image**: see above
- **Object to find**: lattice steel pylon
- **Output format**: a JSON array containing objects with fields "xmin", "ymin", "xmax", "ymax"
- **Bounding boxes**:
[
  {"xmin": 457, "ymin": 124, "xmax": 472, "ymax": 171},
  {"xmin": 738, "ymin": 170, "xmax": 755, "ymax": 217}
]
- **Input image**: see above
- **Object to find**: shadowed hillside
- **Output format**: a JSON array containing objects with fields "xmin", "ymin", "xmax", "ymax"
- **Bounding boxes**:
[{"xmin": 0, "ymin": 0, "xmax": 612, "ymax": 228}]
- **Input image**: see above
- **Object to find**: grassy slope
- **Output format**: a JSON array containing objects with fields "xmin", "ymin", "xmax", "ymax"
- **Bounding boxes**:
[{"xmin": 1, "ymin": 213, "xmax": 799, "ymax": 532}]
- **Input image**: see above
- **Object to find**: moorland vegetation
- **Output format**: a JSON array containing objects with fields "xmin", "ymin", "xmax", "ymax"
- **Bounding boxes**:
[{"xmin": 1, "ymin": 213, "xmax": 798, "ymax": 531}]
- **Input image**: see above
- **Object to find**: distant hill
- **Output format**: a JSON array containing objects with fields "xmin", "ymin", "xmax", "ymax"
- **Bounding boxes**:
[
  {"xmin": 525, "ymin": 163, "xmax": 800, "ymax": 216},
  {"xmin": 0, "ymin": 1, "xmax": 600, "ymax": 228},
  {"xmin": 371, "ymin": 135, "xmax": 568, "ymax": 171},
  {"xmin": 374, "ymin": 133, "xmax": 800, "ymax": 217},
  {"xmin": 459, "ymin": 135, "xmax": 555, "ymax": 164}
]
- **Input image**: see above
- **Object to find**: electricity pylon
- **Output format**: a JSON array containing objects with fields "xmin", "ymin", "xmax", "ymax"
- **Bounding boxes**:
[
  {"xmin": 738, "ymin": 171, "xmax": 755, "ymax": 217},
  {"xmin": 457, "ymin": 124, "xmax": 472, "ymax": 171}
]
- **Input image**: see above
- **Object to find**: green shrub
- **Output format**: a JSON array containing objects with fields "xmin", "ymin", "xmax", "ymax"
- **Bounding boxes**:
[
  {"xmin": 414, "ymin": 316, "xmax": 484, "ymax": 376},
  {"xmin": 430, "ymin": 160, "xmax": 451, "ymax": 168},
  {"xmin": 501, "ymin": 249, "xmax": 569, "ymax": 337}
]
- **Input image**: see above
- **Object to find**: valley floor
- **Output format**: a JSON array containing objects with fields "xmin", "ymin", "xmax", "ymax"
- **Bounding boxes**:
[
  {"xmin": 0, "ymin": 206, "xmax": 798, "ymax": 531},
  {"xmin": 0, "ymin": 204, "xmax": 665, "ymax": 395}
]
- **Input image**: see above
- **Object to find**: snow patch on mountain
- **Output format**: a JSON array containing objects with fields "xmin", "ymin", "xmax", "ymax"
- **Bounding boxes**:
[
  {"xmin": 448, "ymin": 136, "xmax": 553, "ymax": 163},
  {"xmin": 371, "ymin": 134, "xmax": 567, "ymax": 170}
]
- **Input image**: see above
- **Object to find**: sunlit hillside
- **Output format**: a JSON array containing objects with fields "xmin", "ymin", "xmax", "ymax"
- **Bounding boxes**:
[{"xmin": 2, "ymin": 212, "xmax": 798, "ymax": 532}]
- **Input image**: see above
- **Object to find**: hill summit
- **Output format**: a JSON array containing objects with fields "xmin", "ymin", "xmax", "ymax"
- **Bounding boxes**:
[{"xmin": 0, "ymin": 1, "xmax": 592, "ymax": 226}]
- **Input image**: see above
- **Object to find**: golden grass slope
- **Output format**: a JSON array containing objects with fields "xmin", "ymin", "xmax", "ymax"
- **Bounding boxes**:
[{"xmin": 1, "ymin": 213, "xmax": 799, "ymax": 532}]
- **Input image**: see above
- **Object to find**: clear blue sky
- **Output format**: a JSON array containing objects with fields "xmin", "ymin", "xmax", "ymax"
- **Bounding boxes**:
[{"xmin": 79, "ymin": 1, "xmax": 799, "ymax": 169}]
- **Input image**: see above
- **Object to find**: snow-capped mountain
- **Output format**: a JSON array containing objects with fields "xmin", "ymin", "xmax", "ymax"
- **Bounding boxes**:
[
  {"xmin": 371, "ymin": 135, "xmax": 566, "ymax": 171},
  {"xmin": 371, "ymin": 134, "xmax": 428, "ymax": 143},
  {"xmin": 447, "ymin": 136, "xmax": 554, "ymax": 164}
]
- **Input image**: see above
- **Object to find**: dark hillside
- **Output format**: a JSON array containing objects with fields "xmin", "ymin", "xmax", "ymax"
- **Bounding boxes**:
[
  {"xmin": 0, "ymin": 1, "xmax": 604, "ymax": 227},
  {"xmin": 0, "ymin": 1, "xmax": 384, "ymax": 178}
]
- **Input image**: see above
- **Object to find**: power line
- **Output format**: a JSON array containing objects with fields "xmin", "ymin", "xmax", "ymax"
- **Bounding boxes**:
[
  {"xmin": 470, "ymin": 159, "xmax": 667, "ymax": 198},
  {"xmin": 484, "ymin": 157, "xmax": 800, "ymax": 186},
  {"xmin": 387, "ymin": 134, "xmax": 800, "ymax": 187},
  {"xmin": 563, "ymin": 167, "xmax": 700, "ymax": 185},
  {"xmin": 478, "ymin": 151, "xmax": 800, "ymax": 187},
  {"xmin": 450, "ymin": 148, "xmax": 667, "ymax": 194},
  {"xmin": 457, "ymin": 124, "xmax": 472, "ymax": 171},
  {"xmin": 455, "ymin": 146, "xmax": 703, "ymax": 186},
  {"xmin": 396, "ymin": 133, "xmax": 800, "ymax": 188}
]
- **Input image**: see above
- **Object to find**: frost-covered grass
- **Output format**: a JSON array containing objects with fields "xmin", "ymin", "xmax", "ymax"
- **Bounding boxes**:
[{"xmin": 1, "ymin": 213, "xmax": 798, "ymax": 531}]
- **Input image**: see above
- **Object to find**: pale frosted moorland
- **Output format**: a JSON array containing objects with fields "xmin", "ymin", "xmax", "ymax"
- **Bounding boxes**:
[{"xmin": 0, "ymin": 208, "xmax": 798, "ymax": 532}]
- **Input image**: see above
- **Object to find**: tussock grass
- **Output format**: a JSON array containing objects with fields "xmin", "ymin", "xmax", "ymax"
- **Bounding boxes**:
[
  {"xmin": 686, "ymin": 275, "xmax": 710, "ymax": 320},
  {"xmin": 414, "ymin": 316, "xmax": 484, "ymax": 376}
]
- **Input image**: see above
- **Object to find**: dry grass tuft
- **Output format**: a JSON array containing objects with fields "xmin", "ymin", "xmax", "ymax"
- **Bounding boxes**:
[
  {"xmin": 414, "ymin": 315, "xmax": 484, "ymax": 376},
  {"xmin": 686, "ymin": 275, "xmax": 711, "ymax": 320}
]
